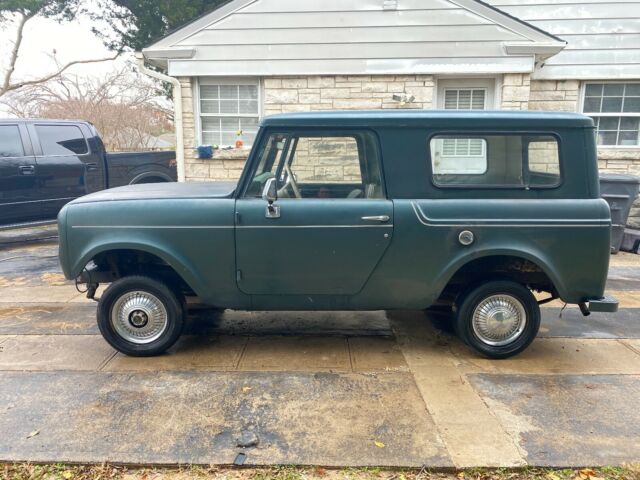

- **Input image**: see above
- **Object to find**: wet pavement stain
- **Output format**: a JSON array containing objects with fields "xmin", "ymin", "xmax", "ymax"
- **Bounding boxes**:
[
  {"xmin": 468, "ymin": 373, "xmax": 640, "ymax": 466},
  {"xmin": 0, "ymin": 371, "xmax": 452, "ymax": 467}
]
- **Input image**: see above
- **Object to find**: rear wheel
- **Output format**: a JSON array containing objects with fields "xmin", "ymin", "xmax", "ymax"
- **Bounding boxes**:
[
  {"xmin": 97, "ymin": 275, "xmax": 185, "ymax": 356},
  {"xmin": 454, "ymin": 280, "xmax": 540, "ymax": 359}
]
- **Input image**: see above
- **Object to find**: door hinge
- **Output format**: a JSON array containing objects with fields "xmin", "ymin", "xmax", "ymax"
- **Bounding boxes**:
[{"xmin": 236, "ymin": 270, "xmax": 242, "ymax": 282}]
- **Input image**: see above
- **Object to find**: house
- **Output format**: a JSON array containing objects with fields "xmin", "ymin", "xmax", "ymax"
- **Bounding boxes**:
[{"xmin": 142, "ymin": 0, "xmax": 640, "ymax": 226}]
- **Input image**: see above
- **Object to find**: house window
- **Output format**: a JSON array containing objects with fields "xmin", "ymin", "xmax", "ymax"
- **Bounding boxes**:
[
  {"xmin": 582, "ymin": 82, "xmax": 640, "ymax": 146},
  {"xmin": 198, "ymin": 79, "xmax": 260, "ymax": 147},
  {"xmin": 437, "ymin": 79, "xmax": 494, "ymax": 172},
  {"xmin": 443, "ymin": 89, "xmax": 486, "ymax": 110}
]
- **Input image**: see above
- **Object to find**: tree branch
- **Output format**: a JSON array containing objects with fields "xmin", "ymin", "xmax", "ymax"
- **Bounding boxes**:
[
  {"xmin": 1, "ymin": 12, "xmax": 34, "ymax": 96},
  {"xmin": 1, "ymin": 53, "xmax": 121, "ymax": 96}
]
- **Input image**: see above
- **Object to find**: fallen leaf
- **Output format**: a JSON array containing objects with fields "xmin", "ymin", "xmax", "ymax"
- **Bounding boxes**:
[
  {"xmin": 26, "ymin": 430, "xmax": 39, "ymax": 439},
  {"xmin": 242, "ymin": 387, "xmax": 252, "ymax": 393},
  {"xmin": 546, "ymin": 473, "xmax": 560, "ymax": 480},
  {"xmin": 315, "ymin": 467, "xmax": 327, "ymax": 476},
  {"xmin": 374, "ymin": 440, "xmax": 385, "ymax": 448},
  {"xmin": 62, "ymin": 470, "xmax": 74, "ymax": 479},
  {"xmin": 578, "ymin": 469, "xmax": 599, "ymax": 480}
]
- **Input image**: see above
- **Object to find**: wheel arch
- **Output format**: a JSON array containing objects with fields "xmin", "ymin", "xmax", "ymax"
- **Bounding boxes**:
[
  {"xmin": 433, "ymin": 247, "xmax": 568, "ymax": 302},
  {"xmin": 129, "ymin": 172, "xmax": 173, "ymax": 184},
  {"xmin": 71, "ymin": 241, "xmax": 207, "ymax": 297}
]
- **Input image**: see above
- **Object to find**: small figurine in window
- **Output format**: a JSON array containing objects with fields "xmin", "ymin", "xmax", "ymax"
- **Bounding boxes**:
[{"xmin": 235, "ymin": 130, "xmax": 244, "ymax": 149}]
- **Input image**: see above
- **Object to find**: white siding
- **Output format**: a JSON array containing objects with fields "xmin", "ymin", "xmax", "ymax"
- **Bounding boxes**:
[
  {"xmin": 152, "ymin": 0, "xmax": 554, "ymax": 77},
  {"xmin": 486, "ymin": 0, "xmax": 640, "ymax": 79}
]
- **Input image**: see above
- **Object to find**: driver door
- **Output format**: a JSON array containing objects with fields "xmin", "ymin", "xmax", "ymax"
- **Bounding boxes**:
[{"xmin": 235, "ymin": 129, "xmax": 393, "ymax": 296}]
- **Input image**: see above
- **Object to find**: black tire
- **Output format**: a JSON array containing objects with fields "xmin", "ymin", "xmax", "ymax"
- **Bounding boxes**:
[
  {"xmin": 454, "ymin": 280, "xmax": 540, "ymax": 359},
  {"xmin": 97, "ymin": 275, "xmax": 185, "ymax": 357}
]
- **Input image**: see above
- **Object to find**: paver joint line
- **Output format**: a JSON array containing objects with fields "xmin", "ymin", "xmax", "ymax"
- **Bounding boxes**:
[{"xmin": 390, "ymin": 314, "xmax": 526, "ymax": 468}]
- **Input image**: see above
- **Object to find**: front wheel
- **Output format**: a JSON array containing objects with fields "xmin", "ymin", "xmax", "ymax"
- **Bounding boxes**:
[
  {"xmin": 454, "ymin": 280, "xmax": 540, "ymax": 359},
  {"xmin": 97, "ymin": 275, "xmax": 185, "ymax": 357}
]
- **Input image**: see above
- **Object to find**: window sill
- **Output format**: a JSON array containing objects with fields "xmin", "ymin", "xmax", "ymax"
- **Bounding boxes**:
[
  {"xmin": 597, "ymin": 147, "xmax": 640, "ymax": 161},
  {"xmin": 197, "ymin": 147, "xmax": 251, "ymax": 161}
]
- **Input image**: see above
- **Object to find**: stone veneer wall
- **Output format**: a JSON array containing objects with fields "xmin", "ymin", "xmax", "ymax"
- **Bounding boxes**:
[
  {"xmin": 501, "ymin": 74, "xmax": 530, "ymax": 110},
  {"xmin": 529, "ymin": 80, "xmax": 640, "ymax": 227}
]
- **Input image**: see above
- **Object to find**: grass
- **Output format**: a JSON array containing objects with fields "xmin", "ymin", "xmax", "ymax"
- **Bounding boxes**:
[{"xmin": 1, "ymin": 465, "xmax": 639, "ymax": 480}]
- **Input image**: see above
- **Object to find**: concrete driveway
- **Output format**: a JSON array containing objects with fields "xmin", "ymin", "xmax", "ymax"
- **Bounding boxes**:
[{"xmin": 0, "ymin": 228, "xmax": 639, "ymax": 468}]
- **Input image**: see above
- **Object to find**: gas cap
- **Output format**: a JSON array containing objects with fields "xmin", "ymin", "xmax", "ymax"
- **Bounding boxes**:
[{"xmin": 458, "ymin": 230, "xmax": 475, "ymax": 246}]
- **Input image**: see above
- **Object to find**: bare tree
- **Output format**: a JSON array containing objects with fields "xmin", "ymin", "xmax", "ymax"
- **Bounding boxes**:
[
  {"xmin": 0, "ymin": 1, "xmax": 119, "ymax": 98},
  {"xmin": 2, "ymin": 67, "xmax": 173, "ymax": 151}
]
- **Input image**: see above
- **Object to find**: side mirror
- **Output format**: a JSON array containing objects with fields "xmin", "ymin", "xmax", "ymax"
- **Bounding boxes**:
[{"xmin": 262, "ymin": 177, "xmax": 278, "ymax": 203}]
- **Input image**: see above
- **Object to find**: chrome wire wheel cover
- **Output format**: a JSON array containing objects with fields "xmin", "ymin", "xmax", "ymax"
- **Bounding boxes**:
[
  {"xmin": 471, "ymin": 294, "xmax": 527, "ymax": 346},
  {"xmin": 110, "ymin": 290, "xmax": 169, "ymax": 344}
]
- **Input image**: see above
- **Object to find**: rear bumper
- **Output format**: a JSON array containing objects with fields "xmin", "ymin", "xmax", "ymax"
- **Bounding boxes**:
[{"xmin": 588, "ymin": 295, "xmax": 619, "ymax": 313}]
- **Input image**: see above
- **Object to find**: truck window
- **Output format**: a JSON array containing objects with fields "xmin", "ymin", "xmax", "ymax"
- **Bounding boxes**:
[
  {"xmin": 282, "ymin": 133, "xmax": 384, "ymax": 199},
  {"xmin": 0, "ymin": 125, "xmax": 25, "ymax": 158},
  {"xmin": 35, "ymin": 125, "xmax": 88, "ymax": 156},
  {"xmin": 429, "ymin": 134, "xmax": 560, "ymax": 188},
  {"xmin": 245, "ymin": 131, "xmax": 384, "ymax": 199}
]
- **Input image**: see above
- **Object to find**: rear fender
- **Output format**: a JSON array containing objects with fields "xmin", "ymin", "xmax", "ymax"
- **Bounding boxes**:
[{"xmin": 433, "ymin": 246, "xmax": 568, "ymax": 301}]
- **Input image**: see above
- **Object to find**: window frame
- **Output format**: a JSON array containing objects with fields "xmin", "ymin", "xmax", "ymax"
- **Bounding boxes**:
[
  {"xmin": 33, "ymin": 123, "xmax": 89, "ymax": 157},
  {"xmin": 427, "ymin": 130, "xmax": 564, "ymax": 190},
  {"xmin": 434, "ymin": 77, "xmax": 497, "ymax": 110},
  {"xmin": 240, "ymin": 127, "xmax": 387, "ymax": 200},
  {"xmin": 580, "ymin": 81, "xmax": 640, "ymax": 149},
  {"xmin": 195, "ymin": 77, "xmax": 261, "ymax": 148}
]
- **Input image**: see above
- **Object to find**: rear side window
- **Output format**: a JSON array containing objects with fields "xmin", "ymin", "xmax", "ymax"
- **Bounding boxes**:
[
  {"xmin": 0, "ymin": 125, "xmax": 25, "ymax": 158},
  {"xmin": 429, "ymin": 134, "xmax": 560, "ymax": 188},
  {"xmin": 36, "ymin": 125, "xmax": 88, "ymax": 155}
]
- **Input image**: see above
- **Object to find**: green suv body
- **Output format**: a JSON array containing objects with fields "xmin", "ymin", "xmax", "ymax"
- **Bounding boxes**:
[{"xmin": 58, "ymin": 110, "xmax": 618, "ymax": 358}]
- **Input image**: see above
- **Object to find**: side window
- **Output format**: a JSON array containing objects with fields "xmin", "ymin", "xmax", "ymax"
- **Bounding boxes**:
[
  {"xmin": 0, "ymin": 125, "xmax": 25, "ymax": 158},
  {"xmin": 35, "ymin": 125, "xmax": 88, "ymax": 156},
  {"xmin": 429, "ymin": 134, "xmax": 561, "ymax": 188},
  {"xmin": 282, "ymin": 133, "xmax": 384, "ymax": 199}
]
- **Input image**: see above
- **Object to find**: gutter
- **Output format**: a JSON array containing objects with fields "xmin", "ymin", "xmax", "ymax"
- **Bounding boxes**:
[{"xmin": 135, "ymin": 52, "xmax": 185, "ymax": 183}]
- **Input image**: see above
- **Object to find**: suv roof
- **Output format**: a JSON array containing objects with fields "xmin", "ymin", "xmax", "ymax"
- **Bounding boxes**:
[{"xmin": 261, "ymin": 110, "xmax": 594, "ymax": 129}]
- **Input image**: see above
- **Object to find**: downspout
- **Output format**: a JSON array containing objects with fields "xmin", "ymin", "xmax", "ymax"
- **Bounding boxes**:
[{"xmin": 135, "ymin": 52, "xmax": 185, "ymax": 182}]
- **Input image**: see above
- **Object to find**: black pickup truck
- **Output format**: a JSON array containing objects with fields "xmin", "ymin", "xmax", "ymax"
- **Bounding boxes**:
[{"xmin": 0, "ymin": 119, "xmax": 177, "ymax": 227}]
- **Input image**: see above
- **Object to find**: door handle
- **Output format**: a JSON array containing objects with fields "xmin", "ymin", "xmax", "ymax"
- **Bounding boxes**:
[
  {"xmin": 85, "ymin": 162, "xmax": 98, "ymax": 172},
  {"xmin": 361, "ymin": 215, "xmax": 390, "ymax": 222},
  {"xmin": 18, "ymin": 165, "xmax": 35, "ymax": 175}
]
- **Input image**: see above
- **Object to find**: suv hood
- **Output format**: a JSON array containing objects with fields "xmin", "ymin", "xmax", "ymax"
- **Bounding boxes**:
[{"xmin": 69, "ymin": 181, "xmax": 237, "ymax": 205}]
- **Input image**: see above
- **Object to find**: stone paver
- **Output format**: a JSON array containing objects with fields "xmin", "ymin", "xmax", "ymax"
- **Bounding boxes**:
[
  {"xmin": 0, "ymin": 335, "xmax": 115, "ymax": 371},
  {"xmin": 104, "ymin": 336, "xmax": 247, "ymax": 372},
  {"xmin": 239, "ymin": 336, "xmax": 351, "ymax": 372},
  {"xmin": 453, "ymin": 338, "xmax": 640, "ymax": 375}
]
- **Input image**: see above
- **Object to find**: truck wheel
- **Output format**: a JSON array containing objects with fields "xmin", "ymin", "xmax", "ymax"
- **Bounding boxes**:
[
  {"xmin": 454, "ymin": 280, "xmax": 540, "ymax": 359},
  {"xmin": 97, "ymin": 275, "xmax": 185, "ymax": 357}
]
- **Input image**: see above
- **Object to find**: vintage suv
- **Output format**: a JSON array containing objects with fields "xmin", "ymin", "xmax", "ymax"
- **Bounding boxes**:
[{"xmin": 58, "ymin": 110, "xmax": 618, "ymax": 359}]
